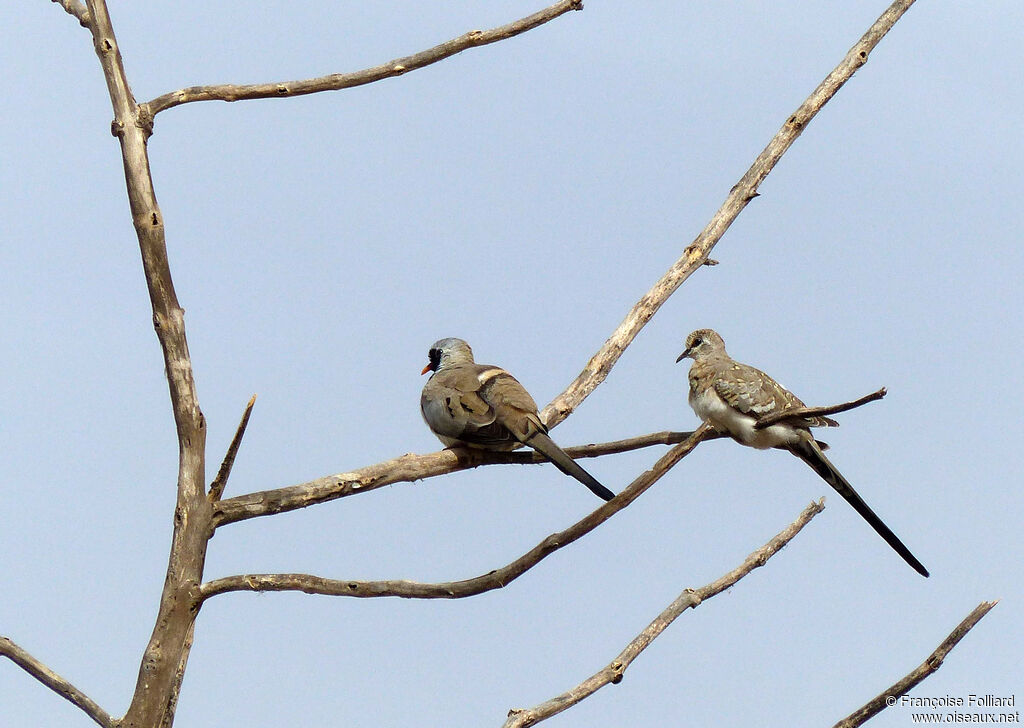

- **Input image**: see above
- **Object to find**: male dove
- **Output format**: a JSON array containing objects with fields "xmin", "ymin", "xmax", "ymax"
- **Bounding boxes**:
[
  {"xmin": 421, "ymin": 338, "xmax": 615, "ymax": 502},
  {"xmin": 677, "ymin": 328, "xmax": 928, "ymax": 577}
]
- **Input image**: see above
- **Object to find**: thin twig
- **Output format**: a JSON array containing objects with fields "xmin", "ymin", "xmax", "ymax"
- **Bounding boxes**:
[
  {"xmin": 141, "ymin": 0, "xmax": 582, "ymax": 117},
  {"xmin": 503, "ymin": 500, "xmax": 827, "ymax": 727},
  {"xmin": 754, "ymin": 387, "xmax": 887, "ymax": 429},
  {"xmin": 832, "ymin": 601, "xmax": 999, "ymax": 728},
  {"xmin": 200, "ymin": 426, "xmax": 712, "ymax": 601},
  {"xmin": 539, "ymin": 0, "xmax": 919, "ymax": 430},
  {"xmin": 208, "ymin": 394, "xmax": 257, "ymax": 501},
  {"xmin": 569, "ymin": 430, "xmax": 725, "ymax": 456},
  {"xmin": 212, "ymin": 429, "xmax": 714, "ymax": 528},
  {"xmin": 51, "ymin": 0, "xmax": 90, "ymax": 26},
  {"xmin": 0, "ymin": 637, "xmax": 115, "ymax": 728}
]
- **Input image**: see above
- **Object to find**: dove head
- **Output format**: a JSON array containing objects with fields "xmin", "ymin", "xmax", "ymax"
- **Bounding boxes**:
[
  {"xmin": 676, "ymin": 329, "xmax": 726, "ymax": 363},
  {"xmin": 422, "ymin": 337, "xmax": 475, "ymax": 374}
]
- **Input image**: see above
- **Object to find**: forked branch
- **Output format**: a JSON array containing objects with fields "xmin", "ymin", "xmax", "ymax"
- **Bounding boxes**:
[
  {"xmin": 0, "ymin": 637, "xmax": 114, "ymax": 728},
  {"xmin": 502, "ymin": 499, "xmax": 827, "ymax": 727},
  {"xmin": 51, "ymin": 0, "xmax": 90, "ymax": 26},
  {"xmin": 201, "ymin": 426, "xmax": 712, "ymax": 600},
  {"xmin": 832, "ymin": 600, "xmax": 999, "ymax": 728},
  {"xmin": 142, "ymin": 0, "xmax": 582, "ymax": 117}
]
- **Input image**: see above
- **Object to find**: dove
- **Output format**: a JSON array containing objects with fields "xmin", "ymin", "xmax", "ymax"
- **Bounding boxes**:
[{"xmin": 421, "ymin": 338, "xmax": 615, "ymax": 502}]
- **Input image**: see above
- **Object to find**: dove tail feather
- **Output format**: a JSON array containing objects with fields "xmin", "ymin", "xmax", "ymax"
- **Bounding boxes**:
[
  {"xmin": 527, "ymin": 432, "xmax": 616, "ymax": 502},
  {"xmin": 789, "ymin": 434, "xmax": 929, "ymax": 577}
]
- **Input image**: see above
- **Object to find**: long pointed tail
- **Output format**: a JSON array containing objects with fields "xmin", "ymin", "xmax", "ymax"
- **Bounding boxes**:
[
  {"xmin": 788, "ymin": 434, "xmax": 929, "ymax": 577},
  {"xmin": 528, "ymin": 432, "xmax": 616, "ymax": 501}
]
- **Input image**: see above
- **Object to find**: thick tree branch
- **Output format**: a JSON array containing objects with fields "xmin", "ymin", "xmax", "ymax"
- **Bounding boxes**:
[
  {"xmin": 212, "ymin": 429, "xmax": 715, "ymax": 528},
  {"xmin": 208, "ymin": 395, "xmax": 256, "ymax": 502},
  {"xmin": 141, "ymin": 0, "xmax": 582, "ymax": 117},
  {"xmin": 0, "ymin": 637, "xmax": 114, "ymax": 728},
  {"xmin": 51, "ymin": 0, "xmax": 90, "ymax": 27},
  {"xmin": 201, "ymin": 426, "xmax": 712, "ymax": 600},
  {"xmin": 539, "ymin": 0, "xmax": 919, "ymax": 430},
  {"xmin": 832, "ymin": 601, "xmax": 999, "ymax": 728},
  {"xmin": 502, "ymin": 500, "xmax": 827, "ymax": 727},
  {"xmin": 83, "ymin": 2, "xmax": 211, "ymax": 726},
  {"xmin": 754, "ymin": 387, "xmax": 887, "ymax": 429}
]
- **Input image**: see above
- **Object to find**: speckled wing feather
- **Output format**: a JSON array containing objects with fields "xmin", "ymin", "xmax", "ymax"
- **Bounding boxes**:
[
  {"xmin": 713, "ymin": 361, "xmax": 837, "ymax": 428},
  {"xmin": 678, "ymin": 328, "xmax": 924, "ymax": 575}
]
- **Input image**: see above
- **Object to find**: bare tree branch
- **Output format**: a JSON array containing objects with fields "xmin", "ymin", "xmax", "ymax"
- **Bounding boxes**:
[
  {"xmin": 201, "ymin": 426, "xmax": 713, "ymax": 601},
  {"xmin": 0, "ymin": 637, "xmax": 115, "ymax": 728},
  {"xmin": 141, "ymin": 0, "xmax": 582, "ymax": 117},
  {"xmin": 754, "ymin": 387, "xmax": 887, "ymax": 429},
  {"xmin": 83, "ymin": 2, "xmax": 212, "ymax": 726},
  {"xmin": 212, "ymin": 429, "xmax": 716, "ymax": 528},
  {"xmin": 832, "ymin": 600, "xmax": 1000, "ymax": 728},
  {"xmin": 208, "ymin": 395, "xmax": 257, "ymax": 502},
  {"xmin": 502, "ymin": 499, "xmax": 827, "ymax": 727},
  {"xmin": 538, "ymin": 0, "xmax": 919, "ymax": 431},
  {"xmin": 51, "ymin": 0, "xmax": 90, "ymax": 27}
]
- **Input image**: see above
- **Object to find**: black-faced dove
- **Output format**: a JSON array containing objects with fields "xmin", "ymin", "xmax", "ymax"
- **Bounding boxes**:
[{"xmin": 421, "ymin": 338, "xmax": 615, "ymax": 502}]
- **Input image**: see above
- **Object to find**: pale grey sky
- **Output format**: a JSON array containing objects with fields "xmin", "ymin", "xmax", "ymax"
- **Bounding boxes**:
[{"xmin": 2, "ymin": 2, "xmax": 1021, "ymax": 726}]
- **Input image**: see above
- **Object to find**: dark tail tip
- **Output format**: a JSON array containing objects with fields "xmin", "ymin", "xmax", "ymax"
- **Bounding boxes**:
[{"xmin": 589, "ymin": 482, "xmax": 616, "ymax": 502}]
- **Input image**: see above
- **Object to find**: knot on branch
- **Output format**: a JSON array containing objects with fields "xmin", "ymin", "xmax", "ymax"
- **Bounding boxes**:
[
  {"xmin": 541, "ymin": 535, "xmax": 562, "ymax": 552},
  {"xmin": 136, "ymin": 105, "xmax": 155, "ymax": 138},
  {"xmin": 184, "ymin": 582, "xmax": 204, "ymax": 613},
  {"xmin": 610, "ymin": 659, "xmax": 625, "ymax": 684}
]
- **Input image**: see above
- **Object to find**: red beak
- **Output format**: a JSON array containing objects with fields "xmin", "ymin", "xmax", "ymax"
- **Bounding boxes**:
[{"xmin": 421, "ymin": 363, "xmax": 433, "ymax": 375}]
